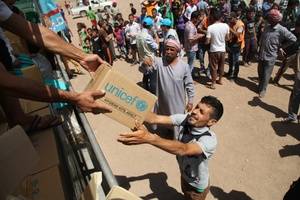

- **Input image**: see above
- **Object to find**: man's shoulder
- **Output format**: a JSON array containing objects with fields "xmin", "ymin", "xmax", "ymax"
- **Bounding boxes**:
[
  {"xmin": 154, "ymin": 56, "xmax": 163, "ymax": 66},
  {"xmin": 178, "ymin": 59, "xmax": 189, "ymax": 68},
  {"xmin": 196, "ymin": 129, "xmax": 217, "ymax": 149}
]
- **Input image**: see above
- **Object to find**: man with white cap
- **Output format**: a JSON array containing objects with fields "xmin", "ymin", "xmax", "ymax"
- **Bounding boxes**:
[
  {"xmin": 141, "ymin": 39, "xmax": 195, "ymax": 138},
  {"xmin": 257, "ymin": 9, "xmax": 297, "ymax": 98}
]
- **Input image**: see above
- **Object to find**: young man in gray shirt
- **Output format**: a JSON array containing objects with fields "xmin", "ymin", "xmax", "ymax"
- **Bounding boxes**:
[
  {"xmin": 258, "ymin": 9, "xmax": 297, "ymax": 98},
  {"xmin": 118, "ymin": 96, "xmax": 224, "ymax": 200}
]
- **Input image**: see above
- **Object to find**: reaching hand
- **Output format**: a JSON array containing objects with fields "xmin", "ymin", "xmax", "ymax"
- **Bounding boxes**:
[
  {"xmin": 74, "ymin": 90, "xmax": 112, "ymax": 114},
  {"xmin": 118, "ymin": 121, "xmax": 153, "ymax": 145},
  {"xmin": 80, "ymin": 54, "xmax": 105, "ymax": 72},
  {"xmin": 186, "ymin": 103, "xmax": 193, "ymax": 112}
]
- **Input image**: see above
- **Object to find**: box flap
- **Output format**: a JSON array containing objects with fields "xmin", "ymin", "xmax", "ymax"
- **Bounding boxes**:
[{"xmin": 106, "ymin": 186, "xmax": 142, "ymax": 200}]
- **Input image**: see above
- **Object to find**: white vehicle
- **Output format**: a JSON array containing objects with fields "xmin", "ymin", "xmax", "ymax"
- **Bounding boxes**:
[{"xmin": 71, "ymin": 0, "xmax": 112, "ymax": 17}]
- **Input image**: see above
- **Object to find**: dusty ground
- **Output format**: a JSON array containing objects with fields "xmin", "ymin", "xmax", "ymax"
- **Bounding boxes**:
[{"xmin": 63, "ymin": 1, "xmax": 299, "ymax": 199}]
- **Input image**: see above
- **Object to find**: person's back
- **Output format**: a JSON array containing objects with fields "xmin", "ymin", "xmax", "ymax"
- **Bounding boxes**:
[
  {"xmin": 165, "ymin": 28, "xmax": 180, "ymax": 43},
  {"xmin": 207, "ymin": 22, "xmax": 229, "ymax": 53},
  {"xmin": 136, "ymin": 28, "xmax": 157, "ymax": 61}
]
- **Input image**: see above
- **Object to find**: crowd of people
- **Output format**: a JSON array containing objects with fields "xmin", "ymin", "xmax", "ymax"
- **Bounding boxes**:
[
  {"xmin": 74, "ymin": 0, "xmax": 299, "ymax": 122},
  {"xmin": 0, "ymin": 0, "xmax": 299, "ymax": 199}
]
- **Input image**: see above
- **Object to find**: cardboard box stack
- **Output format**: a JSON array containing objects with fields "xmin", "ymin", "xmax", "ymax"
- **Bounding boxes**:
[
  {"xmin": 15, "ymin": 108, "xmax": 65, "ymax": 200},
  {"xmin": 0, "ymin": 109, "xmax": 65, "ymax": 199}
]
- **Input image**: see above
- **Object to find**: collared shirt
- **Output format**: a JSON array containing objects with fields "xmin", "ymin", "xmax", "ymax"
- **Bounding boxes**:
[
  {"xmin": 136, "ymin": 28, "xmax": 158, "ymax": 61},
  {"xmin": 184, "ymin": 4, "xmax": 197, "ymax": 21},
  {"xmin": 184, "ymin": 21, "xmax": 198, "ymax": 52},
  {"xmin": 259, "ymin": 23, "xmax": 297, "ymax": 61},
  {"xmin": 171, "ymin": 114, "xmax": 217, "ymax": 190},
  {"xmin": 125, "ymin": 21, "xmax": 141, "ymax": 45},
  {"xmin": 164, "ymin": 28, "xmax": 180, "ymax": 43},
  {"xmin": 0, "ymin": 0, "xmax": 12, "ymax": 22},
  {"xmin": 197, "ymin": 0, "xmax": 209, "ymax": 10}
]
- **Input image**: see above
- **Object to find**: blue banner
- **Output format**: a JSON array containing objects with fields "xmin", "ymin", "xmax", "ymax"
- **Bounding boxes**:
[{"xmin": 38, "ymin": 0, "xmax": 66, "ymax": 32}]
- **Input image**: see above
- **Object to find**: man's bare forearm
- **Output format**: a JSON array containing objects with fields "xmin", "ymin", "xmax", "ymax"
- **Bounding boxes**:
[
  {"xmin": 0, "ymin": 65, "xmax": 78, "ymax": 103},
  {"xmin": 148, "ymin": 134, "xmax": 201, "ymax": 156},
  {"xmin": 1, "ymin": 13, "xmax": 86, "ymax": 62}
]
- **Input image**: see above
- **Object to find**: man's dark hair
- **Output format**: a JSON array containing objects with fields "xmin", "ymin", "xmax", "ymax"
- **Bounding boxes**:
[
  {"xmin": 131, "ymin": 7, "xmax": 137, "ymax": 15},
  {"xmin": 129, "ymin": 13, "xmax": 134, "ymax": 18},
  {"xmin": 191, "ymin": 10, "xmax": 200, "ymax": 20},
  {"xmin": 201, "ymin": 96, "xmax": 224, "ymax": 121},
  {"xmin": 210, "ymin": 8, "xmax": 222, "ymax": 22}
]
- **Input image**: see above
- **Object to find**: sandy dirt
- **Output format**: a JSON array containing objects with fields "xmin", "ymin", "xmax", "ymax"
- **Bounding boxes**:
[{"xmin": 62, "ymin": 1, "xmax": 300, "ymax": 199}]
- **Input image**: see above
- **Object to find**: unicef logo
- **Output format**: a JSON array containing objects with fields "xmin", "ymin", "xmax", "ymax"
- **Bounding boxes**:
[
  {"xmin": 104, "ymin": 83, "xmax": 148, "ymax": 112},
  {"xmin": 135, "ymin": 100, "xmax": 148, "ymax": 112}
]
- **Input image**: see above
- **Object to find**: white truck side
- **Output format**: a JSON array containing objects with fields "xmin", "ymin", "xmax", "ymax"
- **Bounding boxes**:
[{"xmin": 71, "ymin": 0, "xmax": 113, "ymax": 17}]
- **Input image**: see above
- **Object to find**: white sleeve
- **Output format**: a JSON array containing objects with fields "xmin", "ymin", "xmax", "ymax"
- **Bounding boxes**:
[
  {"xmin": 0, "ymin": 1, "xmax": 13, "ymax": 22},
  {"xmin": 196, "ymin": 135, "xmax": 217, "ymax": 159},
  {"xmin": 206, "ymin": 26, "xmax": 211, "ymax": 38},
  {"xmin": 170, "ymin": 114, "xmax": 188, "ymax": 126}
]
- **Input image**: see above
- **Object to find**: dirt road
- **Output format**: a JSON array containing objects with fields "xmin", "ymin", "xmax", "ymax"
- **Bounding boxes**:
[{"xmin": 64, "ymin": 1, "xmax": 299, "ymax": 199}]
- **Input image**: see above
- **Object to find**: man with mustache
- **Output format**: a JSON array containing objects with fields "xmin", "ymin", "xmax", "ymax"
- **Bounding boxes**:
[
  {"xmin": 118, "ymin": 96, "xmax": 224, "ymax": 200},
  {"xmin": 141, "ymin": 39, "xmax": 195, "ymax": 138}
]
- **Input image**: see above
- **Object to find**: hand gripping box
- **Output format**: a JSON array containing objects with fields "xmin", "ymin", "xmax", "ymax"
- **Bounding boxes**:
[{"xmin": 85, "ymin": 64, "xmax": 157, "ymax": 129}]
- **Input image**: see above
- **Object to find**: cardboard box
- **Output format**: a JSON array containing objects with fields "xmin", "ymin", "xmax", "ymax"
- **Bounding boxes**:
[
  {"xmin": 85, "ymin": 64, "xmax": 157, "ymax": 129},
  {"xmin": 106, "ymin": 186, "xmax": 142, "ymax": 200},
  {"xmin": 80, "ymin": 172, "xmax": 102, "ymax": 200},
  {"xmin": 80, "ymin": 173, "xmax": 141, "ymax": 200},
  {"xmin": 21, "ymin": 65, "xmax": 43, "ymax": 83},
  {"xmin": 19, "ymin": 65, "xmax": 48, "ymax": 114},
  {"xmin": 4, "ymin": 31, "xmax": 29, "ymax": 54},
  {"xmin": 0, "ymin": 126, "xmax": 39, "ymax": 200},
  {"xmin": 19, "ymin": 166, "xmax": 65, "ymax": 200},
  {"xmin": 29, "ymin": 108, "xmax": 60, "ymax": 174}
]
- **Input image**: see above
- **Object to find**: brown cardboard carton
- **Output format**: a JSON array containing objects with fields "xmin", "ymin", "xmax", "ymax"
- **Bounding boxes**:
[
  {"xmin": 21, "ymin": 65, "xmax": 43, "ymax": 83},
  {"xmin": 29, "ymin": 108, "xmax": 60, "ymax": 174},
  {"xmin": 19, "ymin": 65, "xmax": 48, "ymax": 113},
  {"xmin": 0, "ymin": 126, "xmax": 39, "ymax": 200},
  {"xmin": 85, "ymin": 64, "xmax": 157, "ymax": 129},
  {"xmin": 20, "ymin": 166, "xmax": 65, "ymax": 200},
  {"xmin": 4, "ymin": 31, "xmax": 29, "ymax": 54},
  {"xmin": 80, "ymin": 172, "xmax": 102, "ymax": 200},
  {"xmin": 106, "ymin": 186, "xmax": 142, "ymax": 200}
]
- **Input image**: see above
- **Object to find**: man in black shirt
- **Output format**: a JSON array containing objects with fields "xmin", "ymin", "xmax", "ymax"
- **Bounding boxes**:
[{"xmin": 243, "ymin": 8, "xmax": 257, "ymax": 65}]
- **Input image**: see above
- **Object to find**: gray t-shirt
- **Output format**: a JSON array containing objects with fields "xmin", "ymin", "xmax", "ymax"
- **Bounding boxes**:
[{"xmin": 171, "ymin": 114, "xmax": 217, "ymax": 190}]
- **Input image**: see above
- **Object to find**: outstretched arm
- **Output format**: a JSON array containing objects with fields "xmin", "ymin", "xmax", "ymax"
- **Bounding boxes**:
[
  {"xmin": 118, "ymin": 123, "xmax": 202, "ymax": 156},
  {"xmin": 144, "ymin": 112, "xmax": 173, "ymax": 125},
  {"xmin": 0, "ymin": 62, "xmax": 111, "ymax": 114},
  {"xmin": 1, "ymin": 13, "xmax": 103, "ymax": 72}
]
